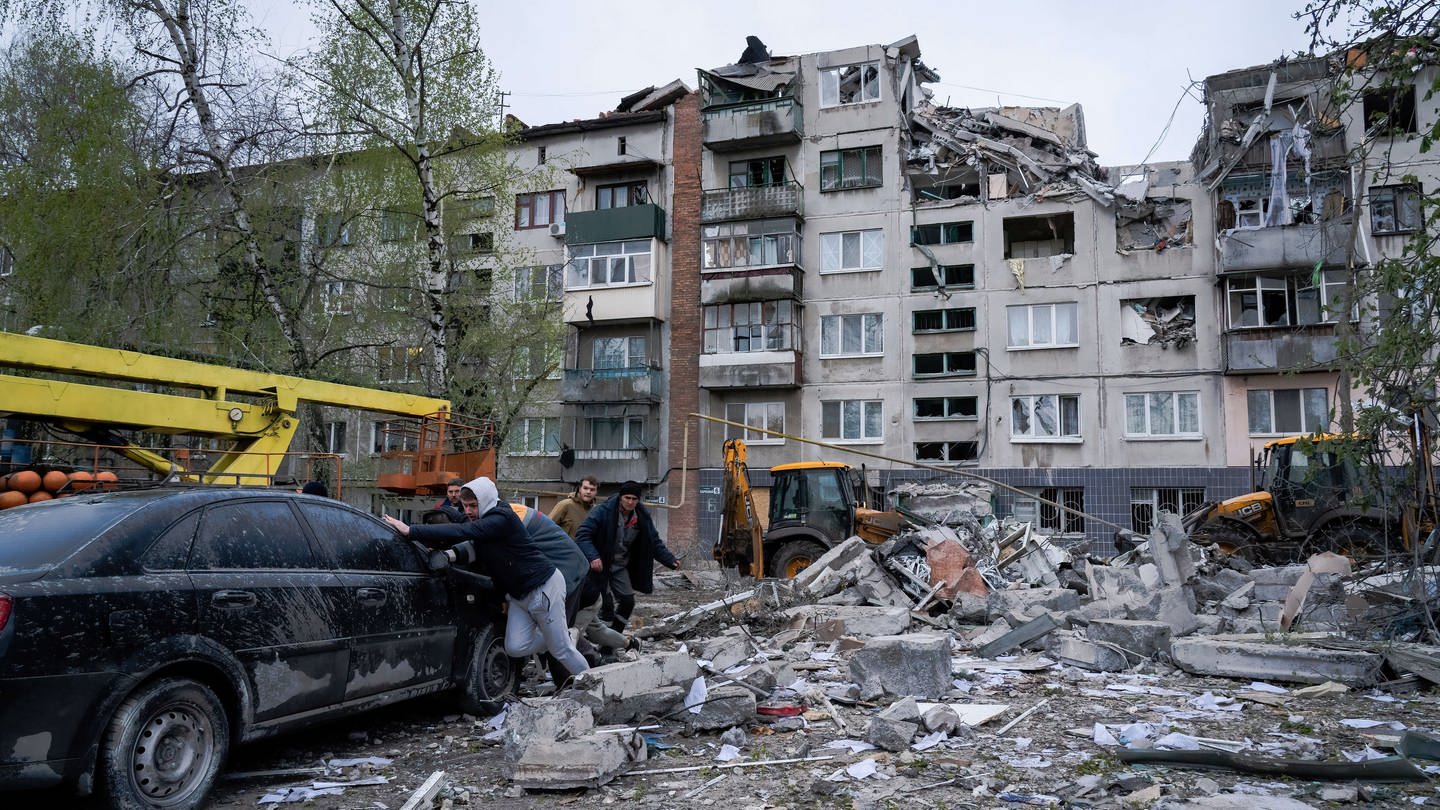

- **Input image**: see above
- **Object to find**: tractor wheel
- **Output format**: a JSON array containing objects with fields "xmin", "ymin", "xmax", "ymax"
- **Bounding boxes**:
[
  {"xmin": 1189, "ymin": 522, "xmax": 1261, "ymax": 564},
  {"xmin": 769, "ymin": 540, "xmax": 828, "ymax": 579},
  {"xmin": 1303, "ymin": 521, "xmax": 1384, "ymax": 562}
]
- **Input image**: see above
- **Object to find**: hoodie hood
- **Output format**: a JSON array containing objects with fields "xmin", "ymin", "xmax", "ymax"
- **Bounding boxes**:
[{"xmin": 462, "ymin": 476, "xmax": 499, "ymax": 516}]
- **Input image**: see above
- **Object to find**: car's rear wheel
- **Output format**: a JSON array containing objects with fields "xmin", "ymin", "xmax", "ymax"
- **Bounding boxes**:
[
  {"xmin": 100, "ymin": 677, "xmax": 229, "ymax": 810},
  {"xmin": 460, "ymin": 623, "xmax": 520, "ymax": 715}
]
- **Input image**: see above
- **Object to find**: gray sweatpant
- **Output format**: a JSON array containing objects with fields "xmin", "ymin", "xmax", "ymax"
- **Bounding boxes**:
[{"xmin": 504, "ymin": 569, "xmax": 589, "ymax": 676}]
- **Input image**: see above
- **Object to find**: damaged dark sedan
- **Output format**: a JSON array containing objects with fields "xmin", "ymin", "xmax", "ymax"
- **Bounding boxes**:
[{"xmin": 0, "ymin": 487, "xmax": 518, "ymax": 809}]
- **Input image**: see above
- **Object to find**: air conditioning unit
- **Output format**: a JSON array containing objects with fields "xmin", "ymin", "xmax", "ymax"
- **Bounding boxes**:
[{"xmin": 549, "ymin": 222, "xmax": 566, "ymax": 238}]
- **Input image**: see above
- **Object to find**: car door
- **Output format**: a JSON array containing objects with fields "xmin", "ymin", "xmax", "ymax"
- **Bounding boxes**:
[
  {"xmin": 298, "ymin": 502, "xmax": 457, "ymax": 701},
  {"xmin": 188, "ymin": 499, "xmax": 348, "ymax": 721}
]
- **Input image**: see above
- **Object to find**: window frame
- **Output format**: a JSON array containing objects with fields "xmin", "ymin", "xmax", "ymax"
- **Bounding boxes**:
[
  {"xmin": 1370, "ymin": 184, "xmax": 1422, "ymax": 234},
  {"xmin": 322, "ymin": 420, "xmax": 348, "ymax": 457},
  {"xmin": 724, "ymin": 402, "xmax": 786, "ymax": 444},
  {"xmin": 819, "ymin": 229, "xmax": 884, "ymax": 274},
  {"xmin": 1130, "ymin": 486, "xmax": 1207, "ymax": 535},
  {"xmin": 701, "ymin": 219, "xmax": 801, "ymax": 272},
  {"xmin": 565, "ymin": 239, "xmax": 653, "ymax": 289},
  {"xmin": 513, "ymin": 264, "xmax": 564, "ymax": 302},
  {"xmin": 819, "ymin": 312, "xmax": 884, "ymax": 358},
  {"xmin": 589, "ymin": 416, "xmax": 646, "ymax": 450},
  {"xmin": 912, "ymin": 351, "xmax": 976, "ymax": 378},
  {"xmin": 1007, "ymin": 302, "xmax": 1079, "ymax": 349},
  {"xmin": 315, "ymin": 212, "xmax": 351, "ymax": 248},
  {"xmin": 911, "ymin": 221, "xmax": 974, "ymax": 246},
  {"xmin": 511, "ymin": 417, "xmax": 562, "ymax": 456},
  {"xmin": 377, "ymin": 345, "xmax": 423, "ymax": 384},
  {"xmin": 820, "ymin": 399, "xmax": 884, "ymax": 443},
  {"xmin": 702, "ymin": 300, "xmax": 796, "ymax": 354},
  {"xmin": 910, "ymin": 264, "xmax": 975, "ymax": 291},
  {"xmin": 371, "ymin": 419, "xmax": 420, "ymax": 454},
  {"xmin": 819, "ymin": 62, "xmax": 881, "ymax": 107},
  {"xmin": 592, "ymin": 335, "xmax": 647, "ymax": 370},
  {"xmin": 515, "ymin": 189, "xmax": 567, "ymax": 229},
  {"xmin": 1246, "ymin": 387, "xmax": 1330, "ymax": 436},
  {"xmin": 914, "ymin": 441, "xmax": 978, "ymax": 463},
  {"xmin": 913, "ymin": 396, "xmax": 977, "ymax": 421},
  {"xmin": 1124, "ymin": 391, "xmax": 1202, "ymax": 439},
  {"xmin": 912, "ymin": 307, "xmax": 976, "ymax": 334},
  {"xmin": 1010, "ymin": 393, "xmax": 1082, "ymax": 442},
  {"xmin": 322, "ymin": 281, "xmax": 354, "ymax": 315},
  {"xmin": 596, "ymin": 180, "xmax": 649, "ymax": 210},
  {"xmin": 820, "ymin": 145, "xmax": 884, "ymax": 192},
  {"xmin": 729, "ymin": 157, "xmax": 786, "ymax": 188}
]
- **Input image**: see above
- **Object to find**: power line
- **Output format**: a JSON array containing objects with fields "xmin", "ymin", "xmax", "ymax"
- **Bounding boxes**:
[
  {"xmin": 931, "ymin": 81, "xmax": 1073, "ymax": 105},
  {"xmin": 1136, "ymin": 82, "xmax": 1198, "ymax": 167}
]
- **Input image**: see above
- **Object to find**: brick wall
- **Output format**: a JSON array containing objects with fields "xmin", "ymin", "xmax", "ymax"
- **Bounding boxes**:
[{"xmin": 666, "ymin": 91, "xmax": 703, "ymax": 554}]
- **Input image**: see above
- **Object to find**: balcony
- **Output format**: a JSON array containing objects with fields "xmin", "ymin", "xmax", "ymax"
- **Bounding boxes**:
[
  {"xmin": 1218, "ymin": 221, "xmax": 1354, "ymax": 272},
  {"xmin": 565, "ymin": 203, "xmax": 666, "ymax": 245},
  {"xmin": 561, "ymin": 366, "xmax": 663, "ymax": 402},
  {"xmin": 702, "ymin": 98, "xmax": 802, "ymax": 152},
  {"xmin": 569, "ymin": 448, "xmax": 653, "ymax": 484},
  {"xmin": 701, "ymin": 182, "xmax": 804, "ymax": 223},
  {"xmin": 698, "ymin": 351, "xmax": 800, "ymax": 389},
  {"xmin": 1223, "ymin": 327, "xmax": 1341, "ymax": 374},
  {"xmin": 701, "ymin": 265, "xmax": 803, "ymax": 305}
]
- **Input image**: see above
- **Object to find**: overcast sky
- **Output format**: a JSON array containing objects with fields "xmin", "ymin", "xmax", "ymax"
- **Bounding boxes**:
[{"xmin": 253, "ymin": 1, "xmax": 1316, "ymax": 166}]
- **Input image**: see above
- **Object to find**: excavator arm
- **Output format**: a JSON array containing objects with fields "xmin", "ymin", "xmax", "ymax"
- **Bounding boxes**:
[{"xmin": 714, "ymin": 438, "xmax": 765, "ymax": 576}]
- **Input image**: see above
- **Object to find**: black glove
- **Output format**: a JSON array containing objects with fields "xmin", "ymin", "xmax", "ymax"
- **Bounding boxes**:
[{"xmin": 428, "ymin": 549, "xmax": 454, "ymax": 571}]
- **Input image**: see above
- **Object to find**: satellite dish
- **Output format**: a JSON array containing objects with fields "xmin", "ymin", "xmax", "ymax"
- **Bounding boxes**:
[{"xmin": 559, "ymin": 447, "xmax": 575, "ymax": 468}]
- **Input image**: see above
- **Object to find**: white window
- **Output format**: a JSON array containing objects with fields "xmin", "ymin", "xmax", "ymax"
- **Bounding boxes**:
[
  {"xmin": 1227, "ymin": 273, "xmax": 1352, "ymax": 328},
  {"xmin": 565, "ymin": 240, "xmax": 652, "ymax": 288},
  {"xmin": 1008, "ymin": 303, "xmax": 1078, "ymax": 349},
  {"xmin": 322, "ymin": 281, "xmax": 354, "ymax": 315},
  {"xmin": 1227, "ymin": 275, "xmax": 1290, "ymax": 327},
  {"xmin": 1011, "ymin": 394, "xmax": 1081, "ymax": 440},
  {"xmin": 819, "ymin": 62, "xmax": 881, "ymax": 107},
  {"xmin": 591, "ymin": 417, "xmax": 645, "ymax": 449},
  {"xmin": 724, "ymin": 402, "xmax": 785, "ymax": 444},
  {"xmin": 821, "ymin": 400, "xmax": 883, "ymax": 442},
  {"xmin": 511, "ymin": 417, "xmax": 561, "ymax": 455},
  {"xmin": 513, "ymin": 265, "xmax": 564, "ymax": 302},
  {"xmin": 820, "ymin": 229, "xmax": 884, "ymax": 273},
  {"xmin": 592, "ymin": 336, "xmax": 646, "ymax": 370},
  {"xmin": 1247, "ymin": 388, "xmax": 1329, "ymax": 435},
  {"xmin": 517, "ymin": 494, "xmax": 540, "ymax": 509},
  {"xmin": 1125, "ymin": 391, "xmax": 1201, "ymax": 437},
  {"xmin": 820, "ymin": 146, "xmax": 883, "ymax": 191},
  {"xmin": 703, "ymin": 301, "xmax": 796, "ymax": 353},
  {"xmin": 820, "ymin": 313, "xmax": 883, "ymax": 357},
  {"xmin": 322, "ymin": 420, "xmax": 347, "ymax": 456}
]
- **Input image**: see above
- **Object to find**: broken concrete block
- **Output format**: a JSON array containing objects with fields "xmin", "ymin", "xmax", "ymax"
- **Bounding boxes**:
[
  {"xmin": 1127, "ymin": 585, "xmax": 1199, "ymax": 636},
  {"xmin": 1192, "ymin": 568, "xmax": 1254, "ymax": 604},
  {"xmin": 1085, "ymin": 618, "xmax": 1173, "ymax": 661},
  {"xmin": 1250, "ymin": 565, "xmax": 1308, "ymax": 601},
  {"xmin": 976, "ymin": 612, "xmax": 1062, "ymax": 658},
  {"xmin": 1170, "ymin": 637, "xmax": 1385, "ymax": 685},
  {"xmin": 817, "ymin": 587, "xmax": 867, "ymax": 606},
  {"xmin": 573, "ymin": 652, "xmax": 699, "ymax": 724},
  {"xmin": 1149, "ymin": 510, "xmax": 1196, "ymax": 587},
  {"xmin": 725, "ymin": 663, "xmax": 779, "ymax": 695},
  {"xmin": 1088, "ymin": 566, "xmax": 1147, "ymax": 601},
  {"xmin": 866, "ymin": 716, "xmax": 919, "ymax": 752},
  {"xmin": 921, "ymin": 704, "xmax": 963, "ymax": 734},
  {"xmin": 1220, "ymin": 581, "xmax": 1255, "ymax": 610},
  {"xmin": 849, "ymin": 633, "xmax": 952, "ymax": 700},
  {"xmin": 508, "ymin": 731, "xmax": 646, "ymax": 789},
  {"xmin": 1050, "ymin": 630, "xmax": 1130, "ymax": 672},
  {"xmin": 699, "ymin": 628, "xmax": 753, "ymax": 671},
  {"xmin": 782, "ymin": 605, "xmax": 911, "ymax": 639},
  {"xmin": 969, "ymin": 617, "xmax": 1012, "ymax": 649},
  {"xmin": 878, "ymin": 696, "xmax": 921, "ymax": 722},
  {"xmin": 790, "ymin": 536, "xmax": 869, "ymax": 597},
  {"xmin": 683, "ymin": 685, "xmax": 757, "ymax": 732},
  {"xmin": 924, "ymin": 535, "xmax": 987, "ymax": 598},
  {"xmin": 502, "ymin": 698, "xmax": 595, "ymax": 764},
  {"xmin": 950, "ymin": 591, "xmax": 989, "ymax": 624},
  {"xmin": 987, "ymin": 587, "xmax": 1080, "ymax": 620}
]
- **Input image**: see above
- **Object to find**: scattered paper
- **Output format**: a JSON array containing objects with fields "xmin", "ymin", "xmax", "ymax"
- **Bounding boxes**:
[
  {"xmin": 1293, "ymin": 681, "xmax": 1349, "ymax": 698},
  {"xmin": 1341, "ymin": 718, "xmax": 1406, "ymax": 730},
  {"xmin": 1342, "ymin": 745, "xmax": 1390, "ymax": 762},
  {"xmin": 912, "ymin": 731, "xmax": 947, "ymax": 751},
  {"xmin": 685, "ymin": 677, "xmax": 708, "ymax": 714},
  {"xmin": 1190, "ymin": 691, "xmax": 1244, "ymax": 712},
  {"xmin": 824, "ymin": 739, "xmax": 876, "ymax": 754},
  {"xmin": 846, "ymin": 758, "xmax": 879, "ymax": 780},
  {"xmin": 327, "ymin": 757, "xmax": 393, "ymax": 769},
  {"xmin": 259, "ymin": 787, "xmax": 346, "ymax": 804},
  {"xmin": 716, "ymin": 744, "xmax": 742, "ymax": 762},
  {"xmin": 1246, "ymin": 682, "xmax": 1289, "ymax": 694}
]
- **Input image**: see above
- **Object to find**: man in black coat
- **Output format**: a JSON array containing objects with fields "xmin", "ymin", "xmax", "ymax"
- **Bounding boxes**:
[{"xmin": 575, "ymin": 480, "xmax": 680, "ymax": 632}]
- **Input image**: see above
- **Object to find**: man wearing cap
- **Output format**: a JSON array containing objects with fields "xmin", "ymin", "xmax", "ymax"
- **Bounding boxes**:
[{"xmin": 575, "ymin": 480, "xmax": 681, "ymax": 633}]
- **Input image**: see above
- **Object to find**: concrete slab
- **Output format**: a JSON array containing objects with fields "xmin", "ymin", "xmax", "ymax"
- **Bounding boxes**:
[
  {"xmin": 1086, "ymin": 618, "xmax": 1173, "ymax": 661},
  {"xmin": 987, "ymin": 587, "xmax": 1080, "ymax": 620},
  {"xmin": 508, "ymin": 732, "xmax": 646, "ymax": 789},
  {"xmin": 781, "ymin": 604, "xmax": 911, "ymax": 639},
  {"xmin": 1050, "ymin": 631, "xmax": 1129, "ymax": 672},
  {"xmin": 866, "ymin": 716, "xmax": 919, "ymax": 752},
  {"xmin": 850, "ymin": 633, "xmax": 952, "ymax": 700},
  {"xmin": 684, "ymin": 685, "xmax": 757, "ymax": 732},
  {"xmin": 1170, "ymin": 637, "xmax": 1384, "ymax": 685}
]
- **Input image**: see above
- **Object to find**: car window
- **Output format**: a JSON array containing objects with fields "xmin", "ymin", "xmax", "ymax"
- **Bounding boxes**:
[
  {"xmin": 191, "ymin": 501, "xmax": 316, "ymax": 570},
  {"xmin": 142, "ymin": 511, "xmax": 200, "ymax": 571},
  {"xmin": 300, "ymin": 502, "xmax": 426, "ymax": 573},
  {"xmin": 0, "ymin": 499, "xmax": 141, "ymax": 572}
]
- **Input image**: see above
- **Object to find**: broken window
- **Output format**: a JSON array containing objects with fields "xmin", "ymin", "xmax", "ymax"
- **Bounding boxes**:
[
  {"xmin": 1119, "ymin": 296, "xmax": 1195, "ymax": 347},
  {"xmin": 911, "ymin": 221, "xmax": 973, "ymax": 246},
  {"xmin": 820, "ymin": 146, "xmax": 883, "ymax": 191},
  {"xmin": 597, "ymin": 181, "xmax": 648, "ymax": 209},
  {"xmin": 1003, "ymin": 213, "xmax": 1073, "ymax": 258},
  {"xmin": 914, "ymin": 441, "xmax": 977, "ymax": 463},
  {"xmin": 911, "ymin": 173, "xmax": 981, "ymax": 204},
  {"xmin": 724, "ymin": 402, "xmax": 785, "ymax": 444},
  {"xmin": 1246, "ymin": 388, "xmax": 1329, "ymax": 435},
  {"xmin": 913, "ymin": 351, "xmax": 976, "ymax": 378},
  {"xmin": 819, "ymin": 62, "xmax": 880, "ymax": 107},
  {"xmin": 703, "ymin": 301, "xmax": 795, "ymax": 353},
  {"xmin": 1124, "ymin": 391, "xmax": 1201, "ymax": 437},
  {"xmin": 729, "ymin": 157, "xmax": 787, "ymax": 188},
  {"xmin": 566, "ymin": 240, "xmax": 652, "ymax": 288},
  {"xmin": 912, "ymin": 307, "xmax": 975, "ymax": 333},
  {"xmin": 1014, "ymin": 488, "xmax": 1085, "ymax": 533},
  {"xmin": 1007, "ymin": 302, "xmax": 1078, "ymax": 349},
  {"xmin": 820, "ymin": 229, "xmax": 884, "ymax": 273},
  {"xmin": 1370, "ymin": 184, "xmax": 1422, "ymax": 234},
  {"xmin": 820, "ymin": 312, "xmax": 883, "ymax": 357},
  {"xmin": 1115, "ymin": 198, "xmax": 1193, "ymax": 252},
  {"xmin": 1362, "ymin": 84, "xmax": 1417, "ymax": 135},
  {"xmin": 821, "ymin": 399, "xmax": 883, "ymax": 441},
  {"xmin": 910, "ymin": 263, "xmax": 974, "ymax": 291},
  {"xmin": 702, "ymin": 219, "xmax": 801, "ymax": 271},
  {"xmin": 914, "ymin": 396, "xmax": 977, "ymax": 420},
  {"xmin": 1011, "ymin": 394, "xmax": 1080, "ymax": 440},
  {"xmin": 1226, "ymin": 273, "xmax": 1351, "ymax": 328},
  {"xmin": 1131, "ymin": 487, "xmax": 1205, "ymax": 534}
]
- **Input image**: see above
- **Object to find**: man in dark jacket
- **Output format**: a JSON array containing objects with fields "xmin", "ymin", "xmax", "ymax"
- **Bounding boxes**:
[
  {"xmin": 575, "ymin": 480, "xmax": 681, "ymax": 632},
  {"xmin": 383, "ymin": 477, "xmax": 588, "ymax": 677}
]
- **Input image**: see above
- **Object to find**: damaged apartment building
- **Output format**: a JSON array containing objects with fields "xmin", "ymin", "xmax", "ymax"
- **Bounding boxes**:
[{"xmin": 690, "ymin": 35, "xmax": 1235, "ymax": 553}]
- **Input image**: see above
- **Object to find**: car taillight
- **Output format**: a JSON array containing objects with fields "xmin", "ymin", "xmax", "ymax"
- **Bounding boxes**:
[{"xmin": 0, "ymin": 595, "xmax": 10, "ymax": 632}]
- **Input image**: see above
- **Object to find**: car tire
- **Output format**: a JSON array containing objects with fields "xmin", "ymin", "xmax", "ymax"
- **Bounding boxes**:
[
  {"xmin": 769, "ymin": 540, "xmax": 828, "ymax": 579},
  {"xmin": 100, "ymin": 677, "xmax": 229, "ymax": 810},
  {"xmin": 459, "ymin": 623, "xmax": 519, "ymax": 715}
]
